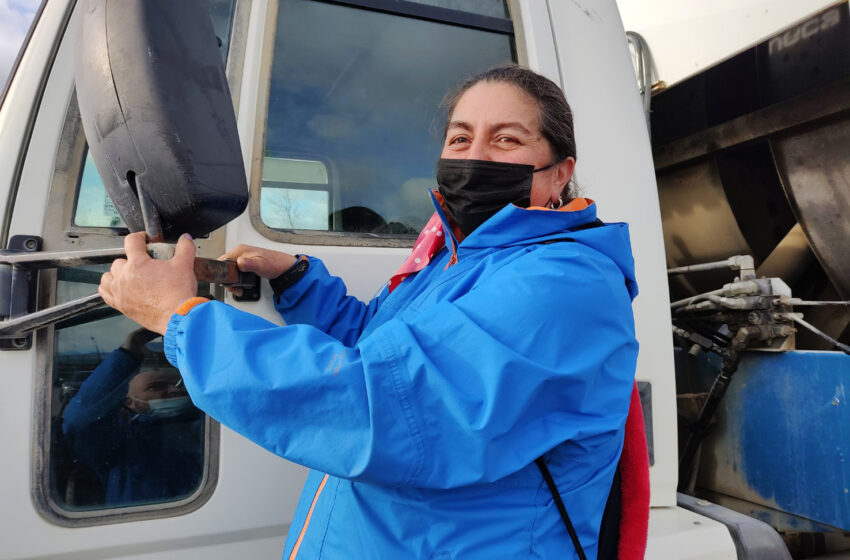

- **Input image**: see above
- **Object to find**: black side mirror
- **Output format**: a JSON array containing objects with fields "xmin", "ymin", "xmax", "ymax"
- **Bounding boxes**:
[{"xmin": 75, "ymin": 0, "xmax": 248, "ymax": 241}]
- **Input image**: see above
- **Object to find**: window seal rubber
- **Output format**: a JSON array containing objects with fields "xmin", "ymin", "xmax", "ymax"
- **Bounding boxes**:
[{"xmin": 317, "ymin": 0, "xmax": 513, "ymax": 34}]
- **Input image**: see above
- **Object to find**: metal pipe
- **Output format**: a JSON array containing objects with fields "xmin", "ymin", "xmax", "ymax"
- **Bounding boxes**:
[
  {"xmin": 626, "ymin": 31, "xmax": 652, "ymax": 116},
  {"xmin": 0, "ymin": 247, "xmax": 126, "ymax": 268},
  {"xmin": 668, "ymin": 255, "xmax": 755, "ymax": 276},
  {"xmin": 0, "ymin": 293, "xmax": 105, "ymax": 337},
  {"xmin": 782, "ymin": 313, "xmax": 850, "ymax": 354},
  {"xmin": 783, "ymin": 300, "xmax": 850, "ymax": 307},
  {"xmin": 671, "ymin": 288, "xmax": 724, "ymax": 309},
  {"xmin": 679, "ymin": 326, "xmax": 761, "ymax": 491},
  {"xmin": 135, "ymin": 176, "xmax": 164, "ymax": 243}
]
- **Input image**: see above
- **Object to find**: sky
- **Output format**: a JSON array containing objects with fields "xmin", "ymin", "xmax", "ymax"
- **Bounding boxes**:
[{"xmin": 0, "ymin": 0, "xmax": 40, "ymax": 91}]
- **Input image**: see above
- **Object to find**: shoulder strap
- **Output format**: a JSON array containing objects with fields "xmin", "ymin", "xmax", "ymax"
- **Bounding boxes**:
[
  {"xmin": 535, "ymin": 457, "xmax": 587, "ymax": 560},
  {"xmin": 535, "ymin": 216, "xmax": 606, "ymax": 560}
]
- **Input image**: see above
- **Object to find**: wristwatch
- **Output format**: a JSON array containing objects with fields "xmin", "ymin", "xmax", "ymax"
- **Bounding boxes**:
[{"xmin": 269, "ymin": 256, "xmax": 310, "ymax": 302}]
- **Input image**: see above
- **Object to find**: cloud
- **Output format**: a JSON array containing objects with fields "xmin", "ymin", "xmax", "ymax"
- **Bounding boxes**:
[
  {"xmin": 0, "ymin": 0, "xmax": 40, "ymax": 90},
  {"xmin": 307, "ymin": 113, "xmax": 357, "ymax": 140}
]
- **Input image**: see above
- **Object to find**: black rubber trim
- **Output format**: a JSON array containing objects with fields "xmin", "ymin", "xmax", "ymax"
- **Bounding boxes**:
[{"xmin": 316, "ymin": 0, "xmax": 513, "ymax": 34}]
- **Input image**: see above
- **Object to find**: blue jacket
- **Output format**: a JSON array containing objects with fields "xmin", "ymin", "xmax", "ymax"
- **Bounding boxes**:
[{"xmin": 164, "ymin": 199, "xmax": 639, "ymax": 559}]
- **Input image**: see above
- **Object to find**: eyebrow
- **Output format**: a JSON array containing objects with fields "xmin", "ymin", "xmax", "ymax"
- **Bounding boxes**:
[{"xmin": 446, "ymin": 120, "xmax": 534, "ymax": 137}]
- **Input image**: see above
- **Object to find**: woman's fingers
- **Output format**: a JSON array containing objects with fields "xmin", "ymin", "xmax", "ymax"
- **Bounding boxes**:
[{"xmin": 217, "ymin": 245, "xmax": 298, "ymax": 278}]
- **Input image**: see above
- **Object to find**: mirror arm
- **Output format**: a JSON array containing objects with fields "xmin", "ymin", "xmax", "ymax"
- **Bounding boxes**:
[{"xmin": 0, "ymin": 247, "xmax": 259, "ymax": 338}]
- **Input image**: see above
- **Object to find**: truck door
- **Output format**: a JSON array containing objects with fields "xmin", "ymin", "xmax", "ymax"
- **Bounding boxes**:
[{"xmin": 0, "ymin": 1, "xmax": 517, "ymax": 558}]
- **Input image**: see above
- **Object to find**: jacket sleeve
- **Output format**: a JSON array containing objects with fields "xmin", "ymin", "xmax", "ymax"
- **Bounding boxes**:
[
  {"xmin": 62, "ymin": 348, "xmax": 139, "ymax": 437},
  {"xmin": 273, "ymin": 256, "xmax": 387, "ymax": 346},
  {"xmin": 62, "ymin": 348, "xmax": 140, "ymax": 470},
  {"xmin": 164, "ymin": 244, "xmax": 638, "ymax": 489}
]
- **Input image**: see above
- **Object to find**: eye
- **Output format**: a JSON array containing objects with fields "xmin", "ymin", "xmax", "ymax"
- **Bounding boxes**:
[
  {"xmin": 447, "ymin": 136, "xmax": 470, "ymax": 146},
  {"xmin": 496, "ymin": 136, "xmax": 518, "ymax": 144}
]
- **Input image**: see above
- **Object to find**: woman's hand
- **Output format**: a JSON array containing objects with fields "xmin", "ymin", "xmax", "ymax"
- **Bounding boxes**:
[
  {"xmin": 219, "ymin": 245, "xmax": 298, "ymax": 278},
  {"xmin": 99, "ymin": 232, "xmax": 198, "ymax": 335},
  {"xmin": 121, "ymin": 327, "xmax": 161, "ymax": 361},
  {"xmin": 219, "ymin": 245, "xmax": 298, "ymax": 296}
]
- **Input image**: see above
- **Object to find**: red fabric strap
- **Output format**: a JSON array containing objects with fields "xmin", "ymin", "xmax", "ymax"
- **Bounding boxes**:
[{"xmin": 618, "ymin": 382, "xmax": 651, "ymax": 560}]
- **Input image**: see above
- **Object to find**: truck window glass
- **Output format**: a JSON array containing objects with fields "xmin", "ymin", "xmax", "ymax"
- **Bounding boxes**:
[
  {"xmin": 48, "ymin": 267, "xmax": 211, "ymax": 513},
  {"xmin": 256, "ymin": 0, "xmax": 514, "ymax": 239},
  {"xmin": 72, "ymin": 0, "xmax": 237, "ymax": 229}
]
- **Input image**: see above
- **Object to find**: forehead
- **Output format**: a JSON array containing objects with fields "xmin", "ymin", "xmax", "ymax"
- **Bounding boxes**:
[
  {"xmin": 131, "ymin": 369, "xmax": 179, "ymax": 388},
  {"xmin": 450, "ymin": 81, "xmax": 540, "ymax": 130}
]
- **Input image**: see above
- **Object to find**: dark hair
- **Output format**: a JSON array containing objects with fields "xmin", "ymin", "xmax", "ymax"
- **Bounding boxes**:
[{"xmin": 441, "ymin": 64, "xmax": 577, "ymax": 199}]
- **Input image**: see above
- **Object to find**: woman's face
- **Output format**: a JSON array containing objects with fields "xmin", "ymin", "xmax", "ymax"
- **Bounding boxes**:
[{"xmin": 441, "ymin": 81, "xmax": 575, "ymax": 207}]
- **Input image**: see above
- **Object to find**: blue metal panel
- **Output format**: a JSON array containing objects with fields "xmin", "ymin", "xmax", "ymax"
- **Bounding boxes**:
[{"xmin": 695, "ymin": 351, "xmax": 850, "ymax": 530}]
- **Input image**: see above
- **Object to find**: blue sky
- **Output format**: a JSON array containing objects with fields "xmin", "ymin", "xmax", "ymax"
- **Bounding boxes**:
[{"xmin": 0, "ymin": 0, "xmax": 40, "ymax": 90}]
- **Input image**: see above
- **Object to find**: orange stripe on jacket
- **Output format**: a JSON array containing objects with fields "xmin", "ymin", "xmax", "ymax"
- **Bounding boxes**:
[
  {"xmin": 175, "ymin": 297, "xmax": 210, "ymax": 316},
  {"xmin": 289, "ymin": 474, "xmax": 329, "ymax": 560}
]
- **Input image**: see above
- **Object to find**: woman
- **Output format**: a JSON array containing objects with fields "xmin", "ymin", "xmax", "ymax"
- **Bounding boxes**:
[{"xmin": 100, "ymin": 65, "xmax": 641, "ymax": 559}]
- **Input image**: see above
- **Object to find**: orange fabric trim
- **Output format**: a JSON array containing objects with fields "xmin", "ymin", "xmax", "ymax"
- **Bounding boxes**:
[
  {"xmin": 288, "ymin": 474, "xmax": 329, "ymax": 560},
  {"xmin": 561, "ymin": 197, "xmax": 592, "ymax": 211},
  {"xmin": 525, "ymin": 197, "xmax": 594, "ymax": 212},
  {"xmin": 432, "ymin": 189, "xmax": 460, "ymax": 264},
  {"xmin": 175, "ymin": 297, "xmax": 210, "ymax": 316}
]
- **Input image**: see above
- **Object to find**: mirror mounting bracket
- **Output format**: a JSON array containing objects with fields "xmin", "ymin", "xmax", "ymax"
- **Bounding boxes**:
[{"xmin": 0, "ymin": 235, "xmax": 43, "ymax": 351}]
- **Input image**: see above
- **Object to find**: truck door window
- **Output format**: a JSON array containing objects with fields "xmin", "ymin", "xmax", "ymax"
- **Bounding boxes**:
[
  {"xmin": 254, "ymin": 0, "xmax": 515, "ymax": 244},
  {"xmin": 47, "ymin": 268, "xmax": 215, "ymax": 519}
]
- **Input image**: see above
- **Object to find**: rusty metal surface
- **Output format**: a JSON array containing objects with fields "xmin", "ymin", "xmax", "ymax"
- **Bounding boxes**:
[
  {"xmin": 771, "ymin": 116, "xmax": 850, "ymax": 299},
  {"xmin": 654, "ymin": 80, "xmax": 850, "ymax": 171},
  {"xmin": 657, "ymin": 159, "xmax": 753, "ymax": 296},
  {"xmin": 194, "ymin": 258, "xmax": 240, "ymax": 286}
]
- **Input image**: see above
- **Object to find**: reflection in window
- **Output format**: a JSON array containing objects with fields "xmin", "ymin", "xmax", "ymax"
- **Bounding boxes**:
[
  {"xmin": 261, "ymin": 157, "xmax": 331, "ymax": 230},
  {"xmin": 74, "ymin": 154, "xmax": 125, "ymax": 228},
  {"xmin": 49, "ymin": 266, "xmax": 209, "ymax": 510},
  {"xmin": 208, "ymin": 0, "xmax": 237, "ymax": 57},
  {"xmin": 260, "ymin": 0, "xmax": 514, "ymax": 236}
]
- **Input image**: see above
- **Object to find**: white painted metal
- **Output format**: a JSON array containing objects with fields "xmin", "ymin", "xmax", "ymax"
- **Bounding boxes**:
[
  {"xmin": 646, "ymin": 506, "xmax": 738, "ymax": 560},
  {"xmin": 0, "ymin": 2, "xmax": 71, "ymax": 230},
  {"xmin": 547, "ymin": 0, "xmax": 680, "ymax": 509},
  {"xmin": 6, "ymin": 7, "xmax": 74, "ymax": 244},
  {"xmin": 616, "ymin": 0, "xmax": 840, "ymax": 86}
]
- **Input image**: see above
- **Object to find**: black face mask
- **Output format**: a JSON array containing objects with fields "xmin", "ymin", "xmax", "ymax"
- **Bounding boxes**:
[{"xmin": 435, "ymin": 158, "xmax": 554, "ymax": 237}]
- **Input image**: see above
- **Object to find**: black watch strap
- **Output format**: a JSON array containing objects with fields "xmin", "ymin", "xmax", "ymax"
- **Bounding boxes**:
[{"xmin": 270, "ymin": 257, "xmax": 310, "ymax": 302}]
